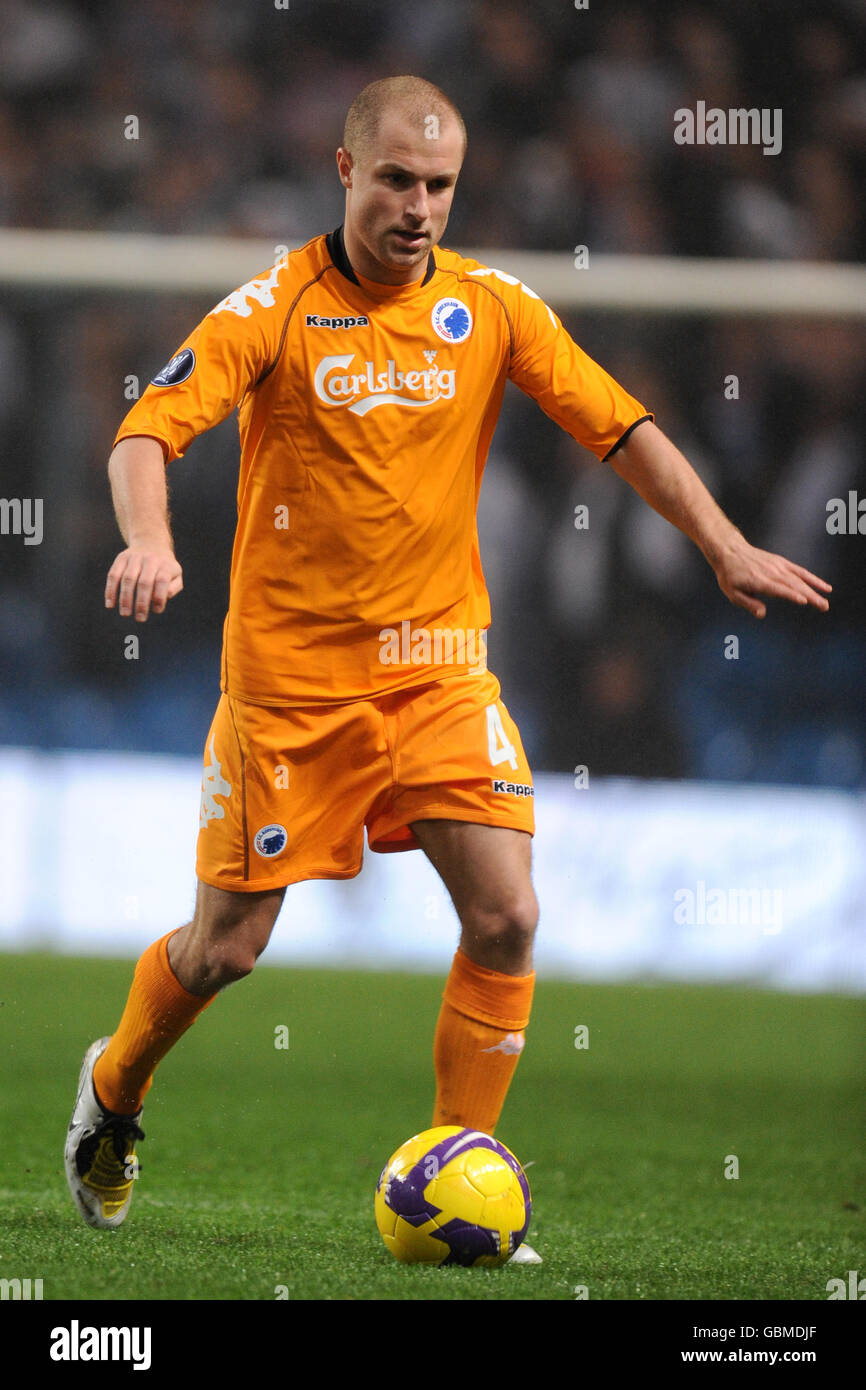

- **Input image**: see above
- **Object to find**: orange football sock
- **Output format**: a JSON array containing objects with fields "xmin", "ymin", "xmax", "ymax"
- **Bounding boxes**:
[
  {"xmin": 92, "ymin": 930, "xmax": 216, "ymax": 1115},
  {"xmin": 433, "ymin": 947, "xmax": 535, "ymax": 1135}
]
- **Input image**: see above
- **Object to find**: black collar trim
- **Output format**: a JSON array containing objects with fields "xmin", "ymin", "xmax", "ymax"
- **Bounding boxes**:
[{"xmin": 326, "ymin": 225, "xmax": 436, "ymax": 288}]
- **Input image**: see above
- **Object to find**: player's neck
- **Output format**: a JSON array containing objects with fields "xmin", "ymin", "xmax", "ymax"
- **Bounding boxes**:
[{"xmin": 342, "ymin": 222, "xmax": 428, "ymax": 288}]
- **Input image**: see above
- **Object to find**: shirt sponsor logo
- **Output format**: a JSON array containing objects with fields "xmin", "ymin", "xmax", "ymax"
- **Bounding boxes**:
[
  {"xmin": 491, "ymin": 779, "xmax": 534, "ymax": 797},
  {"xmin": 313, "ymin": 354, "xmax": 455, "ymax": 415},
  {"xmin": 431, "ymin": 298, "xmax": 472, "ymax": 343},
  {"xmin": 305, "ymin": 314, "xmax": 369, "ymax": 329},
  {"xmin": 151, "ymin": 348, "xmax": 195, "ymax": 387}
]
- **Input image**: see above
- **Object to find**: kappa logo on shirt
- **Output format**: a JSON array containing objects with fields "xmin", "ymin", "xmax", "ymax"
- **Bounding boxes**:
[
  {"xmin": 305, "ymin": 314, "xmax": 370, "ymax": 329},
  {"xmin": 313, "ymin": 354, "xmax": 455, "ymax": 415}
]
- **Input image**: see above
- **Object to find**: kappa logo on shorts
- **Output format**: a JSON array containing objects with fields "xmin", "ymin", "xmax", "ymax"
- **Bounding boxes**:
[
  {"xmin": 254, "ymin": 824, "xmax": 288, "ymax": 858},
  {"xmin": 199, "ymin": 735, "xmax": 232, "ymax": 829},
  {"xmin": 491, "ymin": 779, "xmax": 534, "ymax": 798}
]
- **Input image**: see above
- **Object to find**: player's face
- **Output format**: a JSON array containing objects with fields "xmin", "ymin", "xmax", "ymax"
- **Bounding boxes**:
[{"xmin": 338, "ymin": 108, "xmax": 464, "ymax": 284}]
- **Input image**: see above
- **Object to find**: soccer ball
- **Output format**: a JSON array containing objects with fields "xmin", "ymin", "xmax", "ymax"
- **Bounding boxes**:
[{"xmin": 374, "ymin": 1125, "xmax": 531, "ymax": 1267}]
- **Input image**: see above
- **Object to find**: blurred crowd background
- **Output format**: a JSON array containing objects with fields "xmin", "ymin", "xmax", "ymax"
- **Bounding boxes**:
[{"xmin": 1, "ymin": 0, "xmax": 864, "ymax": 785}]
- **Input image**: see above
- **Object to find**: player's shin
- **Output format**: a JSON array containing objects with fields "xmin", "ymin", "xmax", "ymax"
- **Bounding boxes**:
[{"xmin": 92, "ymin": 929, "xmax": 217, "ymax": 1114}]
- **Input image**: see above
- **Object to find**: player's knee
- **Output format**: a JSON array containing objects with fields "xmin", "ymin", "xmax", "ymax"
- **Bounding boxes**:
[
  {"xmin": 206, "ymin": 911, "xmax": 277, "ymax": 986},
  {"xmin": 205, "ymin": 943, "xmax": 259, "ymax": 989},
  {"xmin": 462, "ymin": 891, "xmax": 538, "ymax": 954},
  {"xmin": 200, "ymin": 920, "xmax": 279, "ymax": 989},
  {"xmin": 179, "ymin": 897, "xmax": 279, "ymax": 992}
]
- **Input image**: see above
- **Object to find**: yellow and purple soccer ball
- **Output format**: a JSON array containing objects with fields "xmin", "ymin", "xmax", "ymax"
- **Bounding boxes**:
[{"xmin": 374, "ymin": 1125, "xmax": 531, "ymax": 1267}]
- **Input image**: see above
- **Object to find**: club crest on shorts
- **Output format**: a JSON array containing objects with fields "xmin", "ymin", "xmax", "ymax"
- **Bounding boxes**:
[
  {"xmin": 151, "ymin": 348, "xmax": 195, "ymax": 387},
  {"xmin": 254, "ymin": 824, "xmax": 288, "ymax": 858},
  {"xmin": 431, "ymin": 298, "xmax": 472, "ymax": 343}
]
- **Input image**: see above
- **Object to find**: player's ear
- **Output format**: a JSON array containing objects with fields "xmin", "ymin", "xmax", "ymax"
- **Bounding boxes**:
[{"xmin": 336, "ymin": 147, "xmax": 353, "ymax": 189}]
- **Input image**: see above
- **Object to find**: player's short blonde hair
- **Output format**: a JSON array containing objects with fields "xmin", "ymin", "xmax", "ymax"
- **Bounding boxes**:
[{"xmin": 343, "ymin": 76, "xmax": 467, "ymax": 165}]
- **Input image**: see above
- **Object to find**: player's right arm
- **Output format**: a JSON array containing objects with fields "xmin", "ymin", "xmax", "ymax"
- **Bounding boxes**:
[
  {"xmin": 106, "ymin": 257, "xmax": 291, "ymax": 621},
  {"xmin": 105, "ymin": 435, "xmax": 182, "ymax": 622}
]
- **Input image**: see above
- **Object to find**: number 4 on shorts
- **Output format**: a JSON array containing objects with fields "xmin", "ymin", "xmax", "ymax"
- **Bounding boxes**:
[{"xmin": 486, "ymin": 704, "xmax": 518, "ymax": 771}]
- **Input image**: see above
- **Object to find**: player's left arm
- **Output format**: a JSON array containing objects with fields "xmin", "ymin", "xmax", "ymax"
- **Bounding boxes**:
[{"xmin": 609, "ymin": 419, "xmax": 832, "ymax": 618}]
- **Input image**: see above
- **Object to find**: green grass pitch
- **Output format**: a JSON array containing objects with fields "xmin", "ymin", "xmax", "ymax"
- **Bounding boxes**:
[{"xmin": 0, "ymin": 952, "xmax": 862, "ymax": 1301}]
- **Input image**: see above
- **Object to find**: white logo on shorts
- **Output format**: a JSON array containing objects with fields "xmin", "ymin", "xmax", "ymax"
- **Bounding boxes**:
[
  {"xmin": 199, "ymin": 735, "xmax": 232, "ymax": 829},
  {"xmin": 254, "ymin": 824, "xmax": 288, "ymax": 858}
]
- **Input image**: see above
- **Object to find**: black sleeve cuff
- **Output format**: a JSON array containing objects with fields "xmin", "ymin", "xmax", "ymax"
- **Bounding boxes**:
[{"xmin": 603, "ymin": 413, "xmax": 654, "ymax": 462}]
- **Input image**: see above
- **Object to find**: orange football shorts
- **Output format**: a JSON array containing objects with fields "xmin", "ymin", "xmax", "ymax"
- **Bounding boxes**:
[{"xmin": 195, "ymin": 668, "xmax": 535, "ymax": 891}]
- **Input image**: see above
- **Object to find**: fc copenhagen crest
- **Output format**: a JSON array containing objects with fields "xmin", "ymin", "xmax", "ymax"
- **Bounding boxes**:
[
  {"xmin": 254, "ymin": 824, "xmax": 288, "ymax": 858},
  {"xmin": 431, "ymin": 298, "xmax": 472, "ymax": 343}
]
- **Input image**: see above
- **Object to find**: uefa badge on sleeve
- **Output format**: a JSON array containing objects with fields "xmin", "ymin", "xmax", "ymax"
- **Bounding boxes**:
[{"xmin": 150, "ymin": 348, "xmax": 196, "ymax": 387}]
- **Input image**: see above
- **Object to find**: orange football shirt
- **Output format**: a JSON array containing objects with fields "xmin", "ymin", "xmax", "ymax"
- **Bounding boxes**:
[{"xmin": 115, "ymin": 227, "xmax": 652, "ymax": 704}]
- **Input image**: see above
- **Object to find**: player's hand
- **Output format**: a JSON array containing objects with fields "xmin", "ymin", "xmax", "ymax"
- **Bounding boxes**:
[
  {"xmin": 712, "ymin": 535, "xmax": 832, "ymax": 619},
  {"xmin": 105, "ymin": 544, "xmax": 183, "ymax": 622}
]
